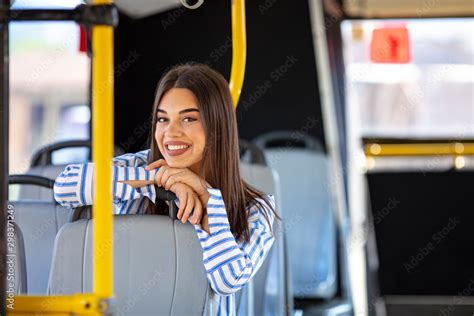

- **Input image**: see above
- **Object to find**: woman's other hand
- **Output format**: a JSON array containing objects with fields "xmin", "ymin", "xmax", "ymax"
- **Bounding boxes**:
[
  {"xmin": 168, "ymin": 182, "xmax": 205, "ymax": 226},
  {"xmin": 146, "ymin": 159, "xmax": 210, "ymax": 206}
]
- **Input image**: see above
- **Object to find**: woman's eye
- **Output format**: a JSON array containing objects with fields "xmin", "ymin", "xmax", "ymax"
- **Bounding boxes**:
[
  {"xmin": 183, "ymin": 117, "xmax": 197, "ymax": 122},
  {"xmin": 157, "ymin": 117, "xmax": 168, "ymax": 123}
]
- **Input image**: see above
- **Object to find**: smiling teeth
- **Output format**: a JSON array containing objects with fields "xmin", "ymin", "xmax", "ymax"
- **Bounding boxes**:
[{"xmin": 167, "ymin": 145, "xmax": 190, "ymax": 150}]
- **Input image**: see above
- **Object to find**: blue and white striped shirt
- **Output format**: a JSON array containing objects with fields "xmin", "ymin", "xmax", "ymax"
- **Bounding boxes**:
[{"xmin": 53, "ymin": 149, "xmax": 275, "ymax": 315}]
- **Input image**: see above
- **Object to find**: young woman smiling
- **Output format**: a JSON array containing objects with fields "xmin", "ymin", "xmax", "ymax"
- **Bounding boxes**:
[{"xmin": 54, "ymin": 63, "xmax": 278, "ymax": 315}]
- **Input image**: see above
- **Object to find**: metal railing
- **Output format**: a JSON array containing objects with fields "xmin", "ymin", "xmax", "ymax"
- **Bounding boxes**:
[
  {"xmin": 8, "ymin": 0, "xmax": 115, "ymax": 314},
  {"xmin": 229, "ymin": 0, "xmax": 246, "ymax": 107},
  {"xmin": 365, "ymin": 142, "xmax": 474, "ymax": 156}
]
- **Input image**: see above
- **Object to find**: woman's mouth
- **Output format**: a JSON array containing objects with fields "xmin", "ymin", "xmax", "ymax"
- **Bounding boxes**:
[{"xmin": 165, "ymin": 144, "xmax": 192, "ymax": 157}]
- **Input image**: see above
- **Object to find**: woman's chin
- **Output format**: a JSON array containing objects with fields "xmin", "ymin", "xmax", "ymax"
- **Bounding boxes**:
[
  {"xmin": 166, "ymin": 159, "xmax": 190, "ymax": 169},
  {"xmin": 162, "ymin": 155, "xmax": 201, "ymax": 172}
]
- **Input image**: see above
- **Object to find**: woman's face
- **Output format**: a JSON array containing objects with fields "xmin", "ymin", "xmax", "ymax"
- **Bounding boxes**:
[{"xmin": 155, "ymin": 88, "xmax": 206, "ymax": 173}]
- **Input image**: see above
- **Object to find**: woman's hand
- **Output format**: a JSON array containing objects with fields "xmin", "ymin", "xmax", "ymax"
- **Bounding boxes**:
[
  {"xmin": 169, "ymin": 182, "xmax": 203, "ymax": 225},
  {"xmin": 168, "ymin": 182, "xmax": 209, "ymax": 233},
  {"xmin": 146, "ymin": 159, "xmax": 210, "ymax": 206}
]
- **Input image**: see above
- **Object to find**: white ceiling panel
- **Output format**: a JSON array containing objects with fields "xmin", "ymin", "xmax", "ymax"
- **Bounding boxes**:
[{"xmin": 87, "ymin": 0, "xmax": 182, "ymax": 19}]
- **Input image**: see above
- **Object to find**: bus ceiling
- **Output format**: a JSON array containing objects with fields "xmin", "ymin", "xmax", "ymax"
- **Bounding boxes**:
[
  {"xmin": 94, "ymin": 0, "xmax": 204, "ymax": 19},
  {"xmin": 109, "ymin": 0, "xmax": 474, "ymax": 20}
]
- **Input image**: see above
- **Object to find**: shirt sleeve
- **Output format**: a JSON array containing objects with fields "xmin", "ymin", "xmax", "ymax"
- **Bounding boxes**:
[
  {"xmin": 53, "ymin": 152, "xmax": 158, "ymax": 209},
  {"xmin": 192, "ymin": 189, "xmax": 276, "ymax": 295}
]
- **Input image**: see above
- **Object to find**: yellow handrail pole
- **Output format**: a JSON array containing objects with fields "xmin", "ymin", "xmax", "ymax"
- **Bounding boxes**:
[
  {"xmin": 365, "ymin": 142, "xmax": 474, "ymax": 156},
  {"xmin": 9, "ymin": 294, "xmax": 103, "ymax": 315},
  {"xmin": 229, "ymin": 0, "xmax": 246, "ymax": 108},
  {"xmin": 8, "ymin": 1, "xmax": 114, "ymax": 314},
  {"xmin": 92, "ymin": 0, "xmax": 114, "ymax": 299}
]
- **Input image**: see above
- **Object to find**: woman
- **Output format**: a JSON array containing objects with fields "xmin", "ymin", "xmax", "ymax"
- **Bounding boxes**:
[{"xmin": 54, "ymin": 63, "xmax": 278, "ymax": 315}]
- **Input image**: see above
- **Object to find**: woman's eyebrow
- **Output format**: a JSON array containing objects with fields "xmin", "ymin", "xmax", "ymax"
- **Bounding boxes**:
[
  {"xmin": 179, "ymin": 108, "xmax": 199, "ymax": 114},
  {"xmin": 157, "ymin": 108, "xmax": 199, "ymax": 114}
]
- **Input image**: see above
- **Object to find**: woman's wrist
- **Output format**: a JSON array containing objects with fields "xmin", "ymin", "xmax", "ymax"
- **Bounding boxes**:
[
  {"xmin": 197, "ymin": 180, "xmax": 211, "ymax": 205},
  {"xmin": 198, "ymin": 190, "xmax": 210, "ymax": 208}
]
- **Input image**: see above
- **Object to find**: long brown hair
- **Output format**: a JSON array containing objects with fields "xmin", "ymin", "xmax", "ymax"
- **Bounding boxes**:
[{"xmin": 146, "ymin": 63, "xmax": 278, "ymax": 242}]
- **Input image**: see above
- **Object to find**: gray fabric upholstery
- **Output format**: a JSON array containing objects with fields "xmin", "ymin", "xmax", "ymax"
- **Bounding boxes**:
[
  {"xmin": 240, "ymin": 163, "xmax": 280, "ymax": 195},
  {"xmin": 48, "ymin": 215, "xmax": 211, "ymax": 315},
  {"xmin": 9, "ymin": 201, "xmax": 69, "ymax": 294},
  {"xmin": 261, "ymin": 149, "xmax": 337, "ymax": 299},
  {"xmin": 239, "ymin": 163, "xmax": 290, "ymax": 316},
  {"xmin": 19, "ymin": 144, "xmax": 123, "ymax": 200},
  {"xmin": 18, "ymin": 165, "xmax": 65, "ymax": 201},
  {"xmin": 5, "ymin": 220, "xmax": 27, "ymax": 294},
  {"xmin": 253, "ymin": 131, "xmax": 324, "ymax": 152}
]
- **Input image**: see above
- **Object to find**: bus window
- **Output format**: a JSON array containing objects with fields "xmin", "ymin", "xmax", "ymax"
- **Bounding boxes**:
[
  {"xmin": 9, "ymin": 0, "xmax": 89, "ymax": 178},
  {"xmin": 342, "ymin": 18, "xmax": 474, "ymax": 139},
  {"xmin": 52, "ymin": 105, "xmax": 91, "ymax": 164}
]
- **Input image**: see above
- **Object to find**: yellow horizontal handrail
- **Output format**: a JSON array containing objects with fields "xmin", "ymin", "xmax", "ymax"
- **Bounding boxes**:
[
  {"xmin": 229, "ymin": 0, "xmax": 246, "ymax": 108},
  {"xmin": 7, "ymin": 294, "xmax": 106, "ymax": 315},
  {"xmin": 365, "ymin": 142, "xmax": 474, "ymax": 156}
]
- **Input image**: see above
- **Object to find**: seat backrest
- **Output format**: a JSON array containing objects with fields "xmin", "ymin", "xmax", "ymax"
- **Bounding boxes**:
[
  {"xmin": 10, "ymin": 201, "xmax": 69, "ymax": 294},
  {"xmin": 18, "ymin": 165, "xmax": 65, "ymax": 201},
  {"xmin": 5, "ymin": 218, "xmax": 27, "ymax": 295},
  {"xmin": 48, "ymin": 215, "xmax": 211, "ymax": 315},
  {"xmin": 19, "ymin": 139, "xmax": 123, "ymax": 201},
  {"xmin": 240, "ymin": 163, "xmax": 290, "ymax": 316},
  {"xmin": 259, "ymin": 148, "xmax": 337, "ymax": 299}
]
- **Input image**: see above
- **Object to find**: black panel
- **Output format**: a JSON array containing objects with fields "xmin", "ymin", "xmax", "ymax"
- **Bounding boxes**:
[
  {"xmin": 114, "ymin": 0, "xmax": 325, "ymax": 153},
  {"xmin": 0, "ymin": 0, "xmax": 9, "ymax": 313},
  {"xmin": 368, "ymin": 171, "xmax": 474, "ymax": 295}
]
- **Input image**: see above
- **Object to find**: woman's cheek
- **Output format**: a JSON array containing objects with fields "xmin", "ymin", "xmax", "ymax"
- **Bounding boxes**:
[{"xmin": 155, "ymin": 132, "xmax": 164, "ymax": 153}]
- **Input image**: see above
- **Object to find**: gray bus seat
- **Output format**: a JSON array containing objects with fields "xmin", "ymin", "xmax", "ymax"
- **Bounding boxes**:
[
  {"xmin": 254, "ymin": 132, "xmax": 337, "ymax": 299},
  {"xmin": 48, "ymin": 215, "xmax": 211, "ymax": 315},
  {"xmin": 9, "ymin": 200, "xmax": 69, "ymax": 294},
  {"xmin": 19, "ymin": 165, "xmax": 65, "ymax": 200},
  {"xmin": 19, "ymin": 140, "xmax": 123, "ymax": 200},
  {"xmin": 239, "ymin": 162, "xmax": 291, "ymax": 316},
  {"xmin": 9, "ymin": 175, "xmax": 70, "ymax": 294},
  {"xmin": 5, "ymin": 219, "xmax": 27, "ymax": 295}
]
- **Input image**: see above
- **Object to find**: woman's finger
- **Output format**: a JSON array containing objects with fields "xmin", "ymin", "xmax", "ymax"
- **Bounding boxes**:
[
  {"xmin": 161, "ymin": 169, "xmax": 182, "ymax": 189},
  {"xmin": 163, "ymin": 172, "xmax": 183, "ymax": 190},
  {"xmin": 145, "ymin": 159, "xmax": 167, "ymax": 170},
  {"xmin": 182, "ymin": 192, "xmax": 195, "ymax": 224},
  {"xmin": 190, "ymin": 197, "xmax": 202, "ymax": 225},
  {"xmin": 154, "ymin": 165, "xmax": 167, "ymax": 187},
  {"xmin": 177, "ymin": 189, "xmax": 187, "ymax": 220},
  {"xmin": 161, "ymin": 167, "xmax": 172, "ymax": 186}
]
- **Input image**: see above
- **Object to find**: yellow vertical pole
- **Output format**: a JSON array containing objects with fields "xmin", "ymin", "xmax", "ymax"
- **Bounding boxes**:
[
  {"xmin": 92, "ymin": 0, "xmax": 114, "ymax": 298},
  {"xmin": 229, "ymin": 0, "xmax": 246, "ymax": 108}
]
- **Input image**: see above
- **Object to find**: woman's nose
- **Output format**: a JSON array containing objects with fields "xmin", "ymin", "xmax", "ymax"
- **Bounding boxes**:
[{"xmin": 165, "ymin": 121, "xmax": 183, "ymax": 137}]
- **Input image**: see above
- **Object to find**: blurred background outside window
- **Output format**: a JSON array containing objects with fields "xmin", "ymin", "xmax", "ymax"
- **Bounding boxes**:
[
  {"xmin": 342, "ymin": 18, "xmax": 474, "ymax": 139},
  {"xmin": 9, "ymin": 0, "xmax": 89, "ymax": 177}
]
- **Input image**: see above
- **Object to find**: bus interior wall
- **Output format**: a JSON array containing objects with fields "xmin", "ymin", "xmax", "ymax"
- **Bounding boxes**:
[
  {"xmin": 368, "ymin": 171, "xmax": 474, "ymax": 296},
  {"xmin": 113, "ymin": 0, "xmax": 327, "ymax": 153}
]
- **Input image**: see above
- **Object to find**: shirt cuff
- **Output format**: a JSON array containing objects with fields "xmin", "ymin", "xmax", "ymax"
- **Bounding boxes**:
[
  {"xmin": 113, "ymin": 166, "xmax": 158, "ymax": 204},
  {"xmin": 144, "ymin": 168, "xmax": 158, "ymax": 204},
  {"xmin": 194, "ymin": 188, "xmax": 230, "ymax": 236}
]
